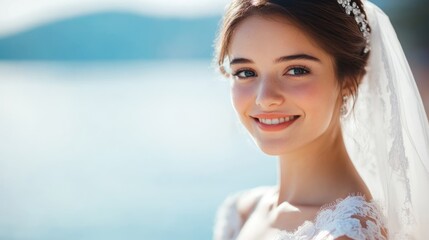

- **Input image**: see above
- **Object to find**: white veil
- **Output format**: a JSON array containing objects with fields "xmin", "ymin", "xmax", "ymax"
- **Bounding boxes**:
[{"xmin": 342, "ymin": 1, "xmax": 429, "ymax": 239}]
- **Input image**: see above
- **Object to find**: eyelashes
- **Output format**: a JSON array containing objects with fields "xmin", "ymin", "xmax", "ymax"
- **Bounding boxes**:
[
  {"xmin": 231, "ymin": 66, "xmax": 310, "ymax": 80},
  {"xmin": 232, "ymin": 69, "xmax": 256, "ymax": 78},
  {"xmin": 285, "ymin": 66, "xmax": 310, "ymax": 76}
]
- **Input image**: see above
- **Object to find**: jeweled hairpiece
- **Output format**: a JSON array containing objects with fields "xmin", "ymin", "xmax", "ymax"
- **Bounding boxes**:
[{"xmin": 337, "ymin": 0, "xmax": 371, "ymax": 54}]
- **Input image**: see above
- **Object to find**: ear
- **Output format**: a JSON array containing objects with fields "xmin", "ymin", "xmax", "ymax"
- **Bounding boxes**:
[{"xmin": 340, "ymin": 76, "xmax": 355, "ymax": 98}]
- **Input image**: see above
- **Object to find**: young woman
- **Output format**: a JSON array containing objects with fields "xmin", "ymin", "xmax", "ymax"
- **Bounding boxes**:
[{"xmin": 213, "ymin": 0, "xmax": 429, "ymax": 239}]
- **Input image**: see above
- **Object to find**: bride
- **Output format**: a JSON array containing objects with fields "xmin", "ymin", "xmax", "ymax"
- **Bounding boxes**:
[{"xmin": 212, "ymin": 0, "xmax": 429, "ymax": 239}]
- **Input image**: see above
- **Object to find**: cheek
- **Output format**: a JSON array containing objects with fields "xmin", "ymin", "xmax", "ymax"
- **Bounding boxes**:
[
  {"xmin": 230, "ymin": 83, "xmax": 253, "ymax": 115},
  {"xmin": 289, "ymin": 80, "xmax": 338, "ymax": 119}
]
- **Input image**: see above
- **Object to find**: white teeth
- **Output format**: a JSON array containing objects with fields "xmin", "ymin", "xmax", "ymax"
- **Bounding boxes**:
[{"xmin": 258, "ymin": 116, "xmax": 298, "ymax": 125}]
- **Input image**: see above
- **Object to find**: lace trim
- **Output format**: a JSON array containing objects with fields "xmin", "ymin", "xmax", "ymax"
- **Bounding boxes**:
[
  {"xmin": 214, "ymin": 189, "xmax": 386, "ymax": 240},
  {"xmin": 276, "ymin": 194, "xmax": 386, "ymax": 240}
]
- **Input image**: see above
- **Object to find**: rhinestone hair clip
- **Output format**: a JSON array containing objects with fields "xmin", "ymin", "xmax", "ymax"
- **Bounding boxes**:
[{"xmin": 337, "ymin": 0, "xmax": 371, "ymax": 54}]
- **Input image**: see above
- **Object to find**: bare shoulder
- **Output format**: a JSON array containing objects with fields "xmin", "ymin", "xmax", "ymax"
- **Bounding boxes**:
[
  {"xmin": 213, "ymin": 186, "xmax": 273, "ymax": 240},
  {"xmin": 235, "ymin": 186, "xmax": 274, "ymax": 223}
]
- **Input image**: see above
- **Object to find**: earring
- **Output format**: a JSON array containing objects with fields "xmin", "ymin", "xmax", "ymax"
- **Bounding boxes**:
[{"xmin": 340, "ymin": 95, "xmax": 348, "ymax": 116}]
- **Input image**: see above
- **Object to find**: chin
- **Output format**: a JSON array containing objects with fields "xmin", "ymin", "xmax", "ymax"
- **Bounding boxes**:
[{"xmin": 254, "ymin": 141, "xmax": 292, "ymax": 156}]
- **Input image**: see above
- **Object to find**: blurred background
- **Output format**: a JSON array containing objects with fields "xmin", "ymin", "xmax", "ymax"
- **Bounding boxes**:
[{"xmin": 0, "ymin": 0, "xmax": 427, "ymax": 239}]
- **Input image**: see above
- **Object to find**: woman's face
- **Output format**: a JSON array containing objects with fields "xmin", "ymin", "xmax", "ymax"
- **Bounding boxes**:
[{"xmin": 227, "ymin": 15, "xmax": 343, "ymax": 156}]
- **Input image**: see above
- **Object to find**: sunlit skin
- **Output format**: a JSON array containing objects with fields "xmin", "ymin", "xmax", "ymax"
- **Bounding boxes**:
[{"xmin": 227, "ymin": 15, "xmax": 371, "ymax": 240}]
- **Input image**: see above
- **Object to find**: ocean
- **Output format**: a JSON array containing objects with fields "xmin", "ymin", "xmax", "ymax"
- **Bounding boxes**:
[{"xmin": 0, "ymin": 61, "xmax": 276, "ymax": 240}]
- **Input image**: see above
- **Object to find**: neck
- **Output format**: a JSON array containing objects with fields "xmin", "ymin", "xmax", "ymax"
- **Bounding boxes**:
[{"xmin": 275, "ymin": 124, "xmax": 366, "ymax": 207}]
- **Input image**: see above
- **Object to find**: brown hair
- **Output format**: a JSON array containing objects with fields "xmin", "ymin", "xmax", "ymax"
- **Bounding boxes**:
[{"xmin": 214, "ymin": 0, "xmax": 370, "ymax": 97}]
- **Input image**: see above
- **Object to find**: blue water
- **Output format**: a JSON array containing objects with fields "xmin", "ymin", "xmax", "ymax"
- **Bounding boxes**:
[{"xmin": 0, "ymin": 61, "xmax": 277, "ymax": 240}]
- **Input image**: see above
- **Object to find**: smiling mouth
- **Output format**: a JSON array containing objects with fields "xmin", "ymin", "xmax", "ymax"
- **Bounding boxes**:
[
  {"xmin": 252, "ymin": 115, "xmax": 301, "ymax": 131},
  {"xmin": 256, "ymin": 115, "xmax": 300, "ymax": 125}
]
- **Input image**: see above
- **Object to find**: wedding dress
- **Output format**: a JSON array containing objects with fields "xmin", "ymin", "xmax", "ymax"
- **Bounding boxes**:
[
  {"xmin": 213, "ymin": 0, "xmax": 429, "ymax": 239},
  {"xmin": 213, "ymin": 187, "xmax": 386, "ymax": 240}
]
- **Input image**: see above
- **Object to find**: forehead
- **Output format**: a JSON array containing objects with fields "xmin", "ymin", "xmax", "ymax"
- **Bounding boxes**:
[{"xmin": 228, "ymin": 14, "xmax": 330, "ymax": 62}]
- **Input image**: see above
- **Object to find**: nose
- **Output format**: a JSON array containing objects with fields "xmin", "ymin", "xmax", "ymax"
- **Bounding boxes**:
[{"xmin": 255, "ymin": 76, "xmax": 285, "ymax": 109}]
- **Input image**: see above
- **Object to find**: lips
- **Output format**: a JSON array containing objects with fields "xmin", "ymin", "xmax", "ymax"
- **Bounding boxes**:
[{"xmin": 252, "ymin": 114, "xmax": 300, "ymax": 132}]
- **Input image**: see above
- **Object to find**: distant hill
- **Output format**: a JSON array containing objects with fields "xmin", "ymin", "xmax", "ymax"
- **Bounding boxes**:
[{"xmin": 0, "ymin": 12, "xmax": 221, "ymax": 61}]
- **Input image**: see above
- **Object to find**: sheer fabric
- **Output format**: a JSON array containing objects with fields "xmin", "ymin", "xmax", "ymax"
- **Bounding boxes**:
[{"xmin": 342, "ymin": 1, "xmax": 429, "ymax": 238}]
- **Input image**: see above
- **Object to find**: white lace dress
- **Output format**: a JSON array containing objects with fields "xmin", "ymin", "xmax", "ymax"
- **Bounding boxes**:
[{"xmin": 213, "ymin": 187, "xmax": 386, "ymax": 240}]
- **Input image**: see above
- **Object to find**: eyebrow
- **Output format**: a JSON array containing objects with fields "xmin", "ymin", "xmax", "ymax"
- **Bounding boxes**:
[{"xmin": 229, "ymin": 54, "xmax": 321, "ymax": 65}]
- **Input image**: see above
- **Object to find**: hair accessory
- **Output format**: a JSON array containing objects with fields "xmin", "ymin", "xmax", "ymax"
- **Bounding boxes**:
[{"xmin": 337, "ymin": 0, "xmax": 371, "ymax": 54}]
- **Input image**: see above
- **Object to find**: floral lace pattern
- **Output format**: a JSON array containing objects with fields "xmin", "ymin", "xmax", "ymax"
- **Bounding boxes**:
[
  {"xmin": 213, "ymin": 189, "xmax": 386, "ymax": 240},
  {"xmin": 275, "ymin": 195, "xmax": 386, "ymax": 240}
]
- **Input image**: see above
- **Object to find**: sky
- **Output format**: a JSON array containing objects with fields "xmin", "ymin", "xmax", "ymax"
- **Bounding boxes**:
[
  {"xmin": 0, "ymin": 0, "xmax": 397, "ymax": 38},
  {"xmin": 0, "ymin": 0, "xmax": 230, "ymax": 37}
]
